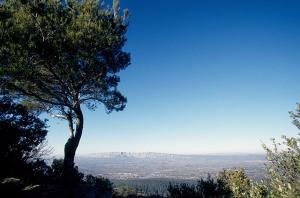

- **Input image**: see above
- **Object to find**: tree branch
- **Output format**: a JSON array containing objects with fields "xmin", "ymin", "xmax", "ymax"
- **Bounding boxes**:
[
  {"xmin": 10, "ymin": 84, "xmax": 72, "ymax": 108},
  {"xmin": 50, "ymin": 114, "xmax": 68, "ymax": 119}
]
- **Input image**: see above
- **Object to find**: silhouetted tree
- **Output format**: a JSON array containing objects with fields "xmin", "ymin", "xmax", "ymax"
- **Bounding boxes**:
[
  {"xmin": 85, "ymin": 174, "xmax": 113, "ymax": 193},
  {"xmin": 197, "ymin": 175, "xmax": 231, "ymax": 197},
  {"xmin": 167, "ymin": 175, "xmax": 230, "ymax": 198},
  {"xmin": 168, "ymin": 183, "xmax": 198, "ymax": 198},
  {"xmin": 0, "ymin": 0, "xmax": 130, "ymax": 185},
  {"xmin": 0, "ymin": 97, "xmax": 48, "ymax": 181},
  {"xmin": 50, "ymin": 158, "xmax": 84, "ymax": 185}
]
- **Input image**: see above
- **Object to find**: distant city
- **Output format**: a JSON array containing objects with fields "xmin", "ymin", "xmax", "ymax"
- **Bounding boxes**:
[{"xmin": 74, "ymin": 152, "xmax": 266, "ymax": 181}]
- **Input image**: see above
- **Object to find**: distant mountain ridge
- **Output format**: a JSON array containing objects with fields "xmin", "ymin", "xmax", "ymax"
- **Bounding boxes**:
[
  {"xmin": 80, "ymin": 152, "xmax": 177, "ymax": 158},
  {"xmin": 79, "ymin": 152, "xmax": 265, "ymax": 158}
]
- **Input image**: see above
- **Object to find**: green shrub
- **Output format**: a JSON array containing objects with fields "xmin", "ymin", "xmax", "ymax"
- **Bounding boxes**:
[
  {"xmin": 217, "ymin": 169, "xmax": 250, "ymax": 198},
  {"xmin": 113, "ymin": 186, "xmax": 138, "ymax": 198},
  {"xmin": 262, "ymin": 135, "xmax": 300, "ymax": 197}
]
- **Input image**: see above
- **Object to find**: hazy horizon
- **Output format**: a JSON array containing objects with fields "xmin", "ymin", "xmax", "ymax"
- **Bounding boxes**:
[{"xmin": 53, "ymin": 148, "xmax": 267, "ymax": 157}]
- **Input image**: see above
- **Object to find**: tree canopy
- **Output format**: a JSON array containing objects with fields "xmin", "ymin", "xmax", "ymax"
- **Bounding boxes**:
[{"xmin": 0, "ymin": 0, "xmax": 130, "ymax": 115}]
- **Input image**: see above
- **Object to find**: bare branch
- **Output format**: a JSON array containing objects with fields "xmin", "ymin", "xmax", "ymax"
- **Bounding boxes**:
[{"xmin": 49, "ymin": 114, "xmax": 68, "ymax": 120}]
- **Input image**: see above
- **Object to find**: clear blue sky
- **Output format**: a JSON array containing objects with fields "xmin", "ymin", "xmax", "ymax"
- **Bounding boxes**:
[{"xmin": 48, "ymin": 0, "xmax": 300, "ymax": 155}]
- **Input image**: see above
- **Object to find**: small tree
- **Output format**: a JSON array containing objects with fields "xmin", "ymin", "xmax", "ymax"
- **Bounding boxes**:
[
  {"xmin": 260, "ymin": 104, "xmax": 300, "ymax": 197},
  {"xmin": 0, "ymin": 0, "xmax": 130, "ymax": 184},
  {"xmin": 217, "ymin": 169, "xmax": 251, "ymax": 198},
  {"xmin": 0, "ymin": 97, "xmax": 48, "ymax": 180},
  {"xmin": 262, "ymin": 135, "xmax": 300, "ymax": 197}
]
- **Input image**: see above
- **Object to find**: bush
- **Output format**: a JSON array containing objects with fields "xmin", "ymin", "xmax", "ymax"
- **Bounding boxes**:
[
  {"xmin": 85, "ymin": 174, "xmax": 113, "ymax": 193},
  {"xmin": 197, "ymin": 175, "xmax": 231, "ymax": 197},
  {"xmin": 168, "ymin": 183, "xmax": 197, "ymax": 198},
  {"xmin": 50, "ymin": 159, "xmax": 84, "ymax": 185},
  {"xmin": 217, "ymin": 169, "xmax": 250, "ymax": 198},
  {"xmin": 262, "ymin": 135, "xmax": 300, "ymax": 197},
  {"xmin": 167, "ymin": 175, "xmax": 231, "ymax": 198},
  {"xmin": 248, "ymin": 181, "xmax": 268, "ymax": 198},
  {"xmin": 113, "ymin": 186, "xmax": 138, "ymax": 198}
]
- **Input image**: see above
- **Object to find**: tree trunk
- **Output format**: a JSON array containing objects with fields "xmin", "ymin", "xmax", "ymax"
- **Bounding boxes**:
[{"xmin": 63, "ymin": 107, "xmax": 83, "ymax": 187}]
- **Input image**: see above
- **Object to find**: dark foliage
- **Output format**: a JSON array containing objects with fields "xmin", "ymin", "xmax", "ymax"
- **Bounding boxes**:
[
  {"xmin": 85, "ymin": 174, "xmax": 113, "ymax": 193},
  {"xmin": 168, "ymin": 183, "xmax": 198, "ymax": 198},
  {"xmin": 168, "ymin": 175, "xmax": 231, "ymax": 198},
  {"xmin": 26, "ymin": 159, "xmax": 52, "ymax": 184},
  {"xmin": 197, "ymin": 175, "xmax": 231, "ymax": 197},
  {"xmin": 0, "ymin": 97, "xmax": 48, "ymax": 182},
  {"xmin": 50, "ymin": 158, "xmax": 84, "ymax": 185}
]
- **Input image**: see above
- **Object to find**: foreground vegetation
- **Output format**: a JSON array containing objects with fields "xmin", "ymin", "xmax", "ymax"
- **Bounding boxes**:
[
  {"xmin": 165, "ymin": 105, "xmax": 300, "ymax": 198},
  {"xmin": 1, "ymin": 97, "xmax": 300, "ymax": 197}
]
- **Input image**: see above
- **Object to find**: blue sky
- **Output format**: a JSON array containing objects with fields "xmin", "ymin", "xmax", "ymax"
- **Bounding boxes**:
[{"xmin": 48, "ymin": 0, "xmax": 300, "ymax": 155}]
